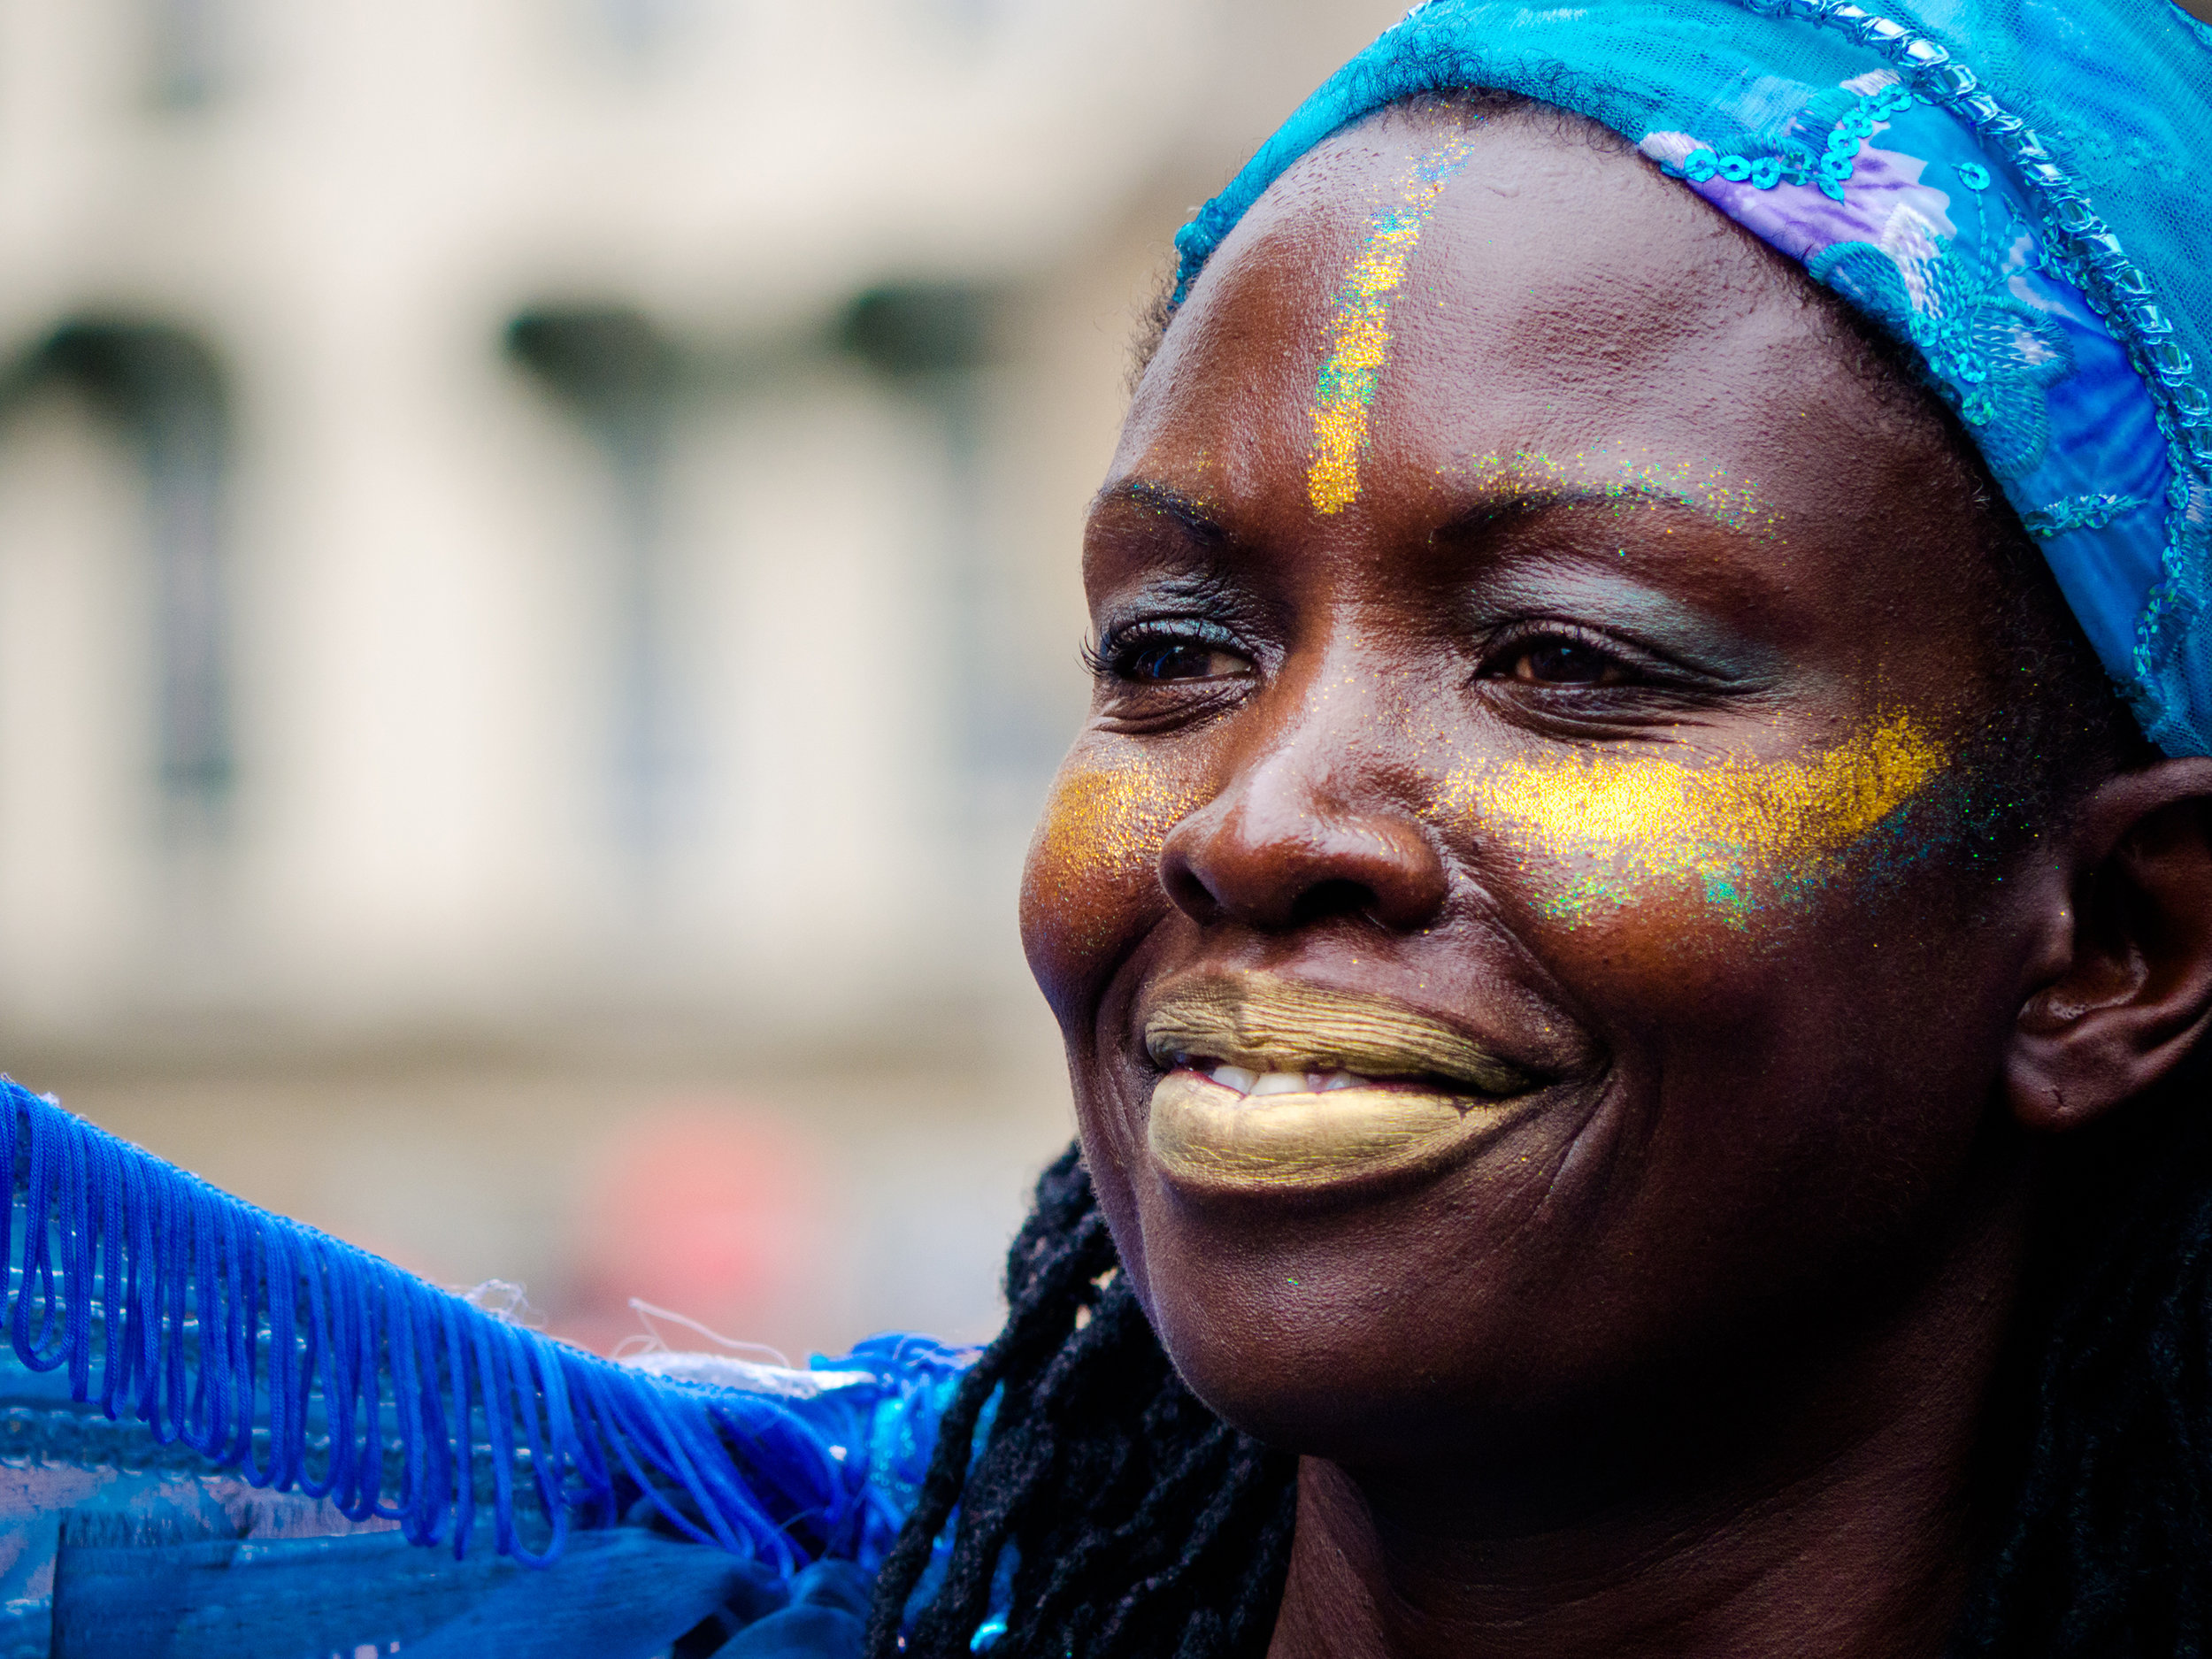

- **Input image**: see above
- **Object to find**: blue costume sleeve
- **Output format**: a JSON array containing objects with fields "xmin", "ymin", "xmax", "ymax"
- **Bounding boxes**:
[{"xmin": 0, "ymin": 1078, "xmax": 968, "ymax": 1657}]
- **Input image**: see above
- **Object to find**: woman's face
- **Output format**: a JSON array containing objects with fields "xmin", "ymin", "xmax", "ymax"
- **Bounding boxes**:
[{"xmin": 1020, "ymin": 106, "xmax": 2044, "ymax": 1466}]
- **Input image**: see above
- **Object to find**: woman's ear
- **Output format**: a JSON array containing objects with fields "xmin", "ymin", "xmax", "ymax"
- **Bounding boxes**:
[{"xmin": 2008, "ymin": 760, "xmax": 2212, "ymax": 1133}]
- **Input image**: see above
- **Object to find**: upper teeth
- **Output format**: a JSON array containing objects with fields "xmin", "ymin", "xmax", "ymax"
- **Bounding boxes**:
[{"xmin": 1191, "ymin": 1061, "xmax": 1369, "ymax": 1096}]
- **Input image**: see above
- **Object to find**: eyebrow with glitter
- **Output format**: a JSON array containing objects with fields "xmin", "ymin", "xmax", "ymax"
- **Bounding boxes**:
[
  {"xmin": 1089, "ymin": 480, "xmax": 1231, "ymax": 545},
  {"xmin": 1430, "ymin": 482, "xmax": 1775, "ymax": 544}
]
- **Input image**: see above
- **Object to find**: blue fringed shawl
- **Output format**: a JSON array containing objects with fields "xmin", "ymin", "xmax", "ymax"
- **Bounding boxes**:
[{"xmin": 0, "ymin": 1078, "xmax": 967, "ymax": 1651}]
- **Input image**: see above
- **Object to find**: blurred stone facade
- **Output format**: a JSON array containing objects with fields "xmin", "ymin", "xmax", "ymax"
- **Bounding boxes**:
[{"xmin": 0, "ymin": 0, "xmax": 1407, "ymax": 1356}]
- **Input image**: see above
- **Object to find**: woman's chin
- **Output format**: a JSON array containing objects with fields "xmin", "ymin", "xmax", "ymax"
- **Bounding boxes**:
[
  {"xmin": 1126, "ymin": 1182, "xmax": 1569, "ymax": 1465},
  {"xmin": 1148, "ymin": 1295, "xmax": 1513, "ymax": 1466}
]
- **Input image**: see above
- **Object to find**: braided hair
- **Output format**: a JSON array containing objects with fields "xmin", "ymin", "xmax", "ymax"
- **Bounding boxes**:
[
  {"xmin": 862, "ymin": 1145, "xmax": 1295, "ymax": 1659},
  {"xmin": 1948, "ymin": 1060, "xmax": 2212, "ymax": 1657}
]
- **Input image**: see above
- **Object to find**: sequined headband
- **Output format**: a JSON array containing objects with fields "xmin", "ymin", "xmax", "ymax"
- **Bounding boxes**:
[{"xmin": 1171, "ymin": 0, "xmax": 2212, "ymax": 754}]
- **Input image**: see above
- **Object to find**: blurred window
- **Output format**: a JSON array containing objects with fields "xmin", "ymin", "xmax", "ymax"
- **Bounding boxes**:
[
  {"xmin": 146, "ymin": 0, "xmax": 224, "ymax": 110},
  {"xmin": 588, "ymin": 0, "xmax": 692, "ymax": 61},
  {"xmin": 6, "ymin": 323, "xmax": 235, "ymax": 840},
  {"xmin": 507, "ymin": 307, "xmax": 687, "ymax": 866},
  {"xmin": 840, "ymin": 285, "xmax": 1063, "ymax": 815}
]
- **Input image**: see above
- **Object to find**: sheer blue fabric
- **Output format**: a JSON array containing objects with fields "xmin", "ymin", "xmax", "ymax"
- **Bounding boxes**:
[
  {"xmin": 1172, "ymin": 0, "xmax": 2212, "ymax": 754},
  {"xmin": 0, "ymin": 1080, "xmax": 981, "ymax": 1656}
]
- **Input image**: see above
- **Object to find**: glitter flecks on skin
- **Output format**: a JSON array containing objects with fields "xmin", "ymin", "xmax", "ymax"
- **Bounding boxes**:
[
  {"xmin": 1306, "ymin": 138, "xmax": 1477, "ymax": 517},
  {"xmin": 1439, "ymin": 711, "xmax": 1947, "ymax": 923},
  {"xmin": 1024, "ymin": 757, "xmax": 1201, "ymax": 953},
  {"xmin": 1459, "ymin": 449, "xmax": 1786, "ymax": 541}
]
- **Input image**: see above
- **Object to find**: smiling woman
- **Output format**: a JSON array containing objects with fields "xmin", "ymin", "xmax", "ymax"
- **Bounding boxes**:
[
  {"xmin": 859, "ymin": 2, "xmax": 2212, "ymax": 1655},
  {"xmin": 2, "ymin": 2, "xmax": 2208, "ymax": 1657}
]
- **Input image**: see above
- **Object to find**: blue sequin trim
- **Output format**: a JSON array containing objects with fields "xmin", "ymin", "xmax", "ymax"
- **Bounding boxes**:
[
  {"xmin": 2023, "ymin": 493, "xmax": 2155, "ymax": 537},
  {"xmin": 1735, "ymin": 0, "xmax": 2209, "ymax": 437},
  {"xmin": 1665, "ymin": 80, "xmax": 1916, "ymax": 200}
]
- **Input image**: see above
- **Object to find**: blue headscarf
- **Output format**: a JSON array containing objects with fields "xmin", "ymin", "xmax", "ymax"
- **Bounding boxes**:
[{"xmin": 1172, "ymin": 0, "xmax": 2212, "ymax": 755}]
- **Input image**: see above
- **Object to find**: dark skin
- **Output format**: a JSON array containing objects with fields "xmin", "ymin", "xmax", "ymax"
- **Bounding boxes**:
[{"xmin": 1018, "ymin": 105, "xmax": 2212, "ymax": 1659}]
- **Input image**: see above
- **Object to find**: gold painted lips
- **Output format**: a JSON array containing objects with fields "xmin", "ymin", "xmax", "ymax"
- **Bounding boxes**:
[{"xmin": 1141, "ymin": 977, "xmax": 1538, "ymax": 1193}]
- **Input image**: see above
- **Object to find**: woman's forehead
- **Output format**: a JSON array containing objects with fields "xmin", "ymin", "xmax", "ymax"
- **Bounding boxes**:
[{"xmin": 1110, "ymin": 107, "xmax": 1891, "ymax": 536}]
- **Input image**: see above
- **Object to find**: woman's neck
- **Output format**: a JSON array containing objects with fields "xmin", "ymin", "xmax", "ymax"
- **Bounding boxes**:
[{"xmin": 1266, "ymin": 1173, "xmax": 2029, "ymax": 1659}]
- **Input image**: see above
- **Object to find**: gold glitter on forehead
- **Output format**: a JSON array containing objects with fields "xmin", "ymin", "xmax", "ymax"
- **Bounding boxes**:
[
  {"xmin": 1306, "ymin": 137, "xmax": 1477, "ymax": 517},
  {"xmin": 1437, "ymin": 710, "xmax": 1946, "ymax": 924}
]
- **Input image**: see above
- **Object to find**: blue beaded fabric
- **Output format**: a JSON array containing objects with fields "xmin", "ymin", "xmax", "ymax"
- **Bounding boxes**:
[{"xmin": 1171, "ymin": 0, "xmax": 2212, "ymax": 755}]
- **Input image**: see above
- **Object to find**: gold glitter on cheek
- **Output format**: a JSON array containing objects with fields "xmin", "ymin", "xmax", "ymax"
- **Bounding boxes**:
[
  {"xmin": 1307, "ymin": 136, "xmax": 1476, "ymax": 516},
  {"xmin": 1022, "ymin": 754, "xmax": 1202, "ymax": 957},
  {"xmin": 1437, "ymin": 711, "xmax": 1947, "ymax": 923}
]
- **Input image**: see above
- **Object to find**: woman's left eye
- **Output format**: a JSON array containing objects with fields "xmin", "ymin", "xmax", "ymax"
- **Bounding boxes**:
[{"xmin": 1498, "ymin": 635, "xmax": 1632, "ymax": 687}]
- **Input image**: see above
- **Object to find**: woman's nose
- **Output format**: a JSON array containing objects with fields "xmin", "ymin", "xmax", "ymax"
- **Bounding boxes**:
[{"xmin": 1158, "ymin": 741, "xmax": 1449, "ymax": 933}]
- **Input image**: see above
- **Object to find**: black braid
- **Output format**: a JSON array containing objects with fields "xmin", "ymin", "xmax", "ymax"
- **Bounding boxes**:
[
  {"xmin": 864, "ymin": 1143, "xmax": 1296, "ymax": 1659},
  {"xmin": 1950, "ymin": 1064, "xmax": 2212, "ymax": 1657}
]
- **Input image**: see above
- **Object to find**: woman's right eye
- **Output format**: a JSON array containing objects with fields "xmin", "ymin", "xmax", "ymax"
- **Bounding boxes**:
[
  {"xmin": 1092, "ymin": 623, "xmax": 1252, "ymax": 686},
  {"xmin": 1121, "ymin": 641, "xmax": 1246, "ymax": 682}
]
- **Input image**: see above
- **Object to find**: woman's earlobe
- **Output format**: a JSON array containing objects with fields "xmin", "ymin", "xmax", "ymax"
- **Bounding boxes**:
[{"xmin": 2007, "ymin": 765, "xmax": 2212, "ymax": 1133}]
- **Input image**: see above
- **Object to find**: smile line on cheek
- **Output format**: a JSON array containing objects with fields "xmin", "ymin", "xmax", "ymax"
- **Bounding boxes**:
[
  {"xmin": 1437, "ymin": 711, "xmax": 1947, "ymax": 923},
  {"xmin": 1307, "ymin": 135, "xmax": 1478, "ymax": 517}
]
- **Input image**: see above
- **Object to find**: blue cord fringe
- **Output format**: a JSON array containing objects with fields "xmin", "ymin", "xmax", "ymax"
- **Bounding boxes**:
[{"xmin": 0, "ymin": 1077, "xmax": 938, "ymax": 1574}]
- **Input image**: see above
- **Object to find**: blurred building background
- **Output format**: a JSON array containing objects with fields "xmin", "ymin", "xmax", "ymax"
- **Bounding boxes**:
[{"xmin": 0, "ymin": 0, "xmax": 1407, "ymax": 1360}]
